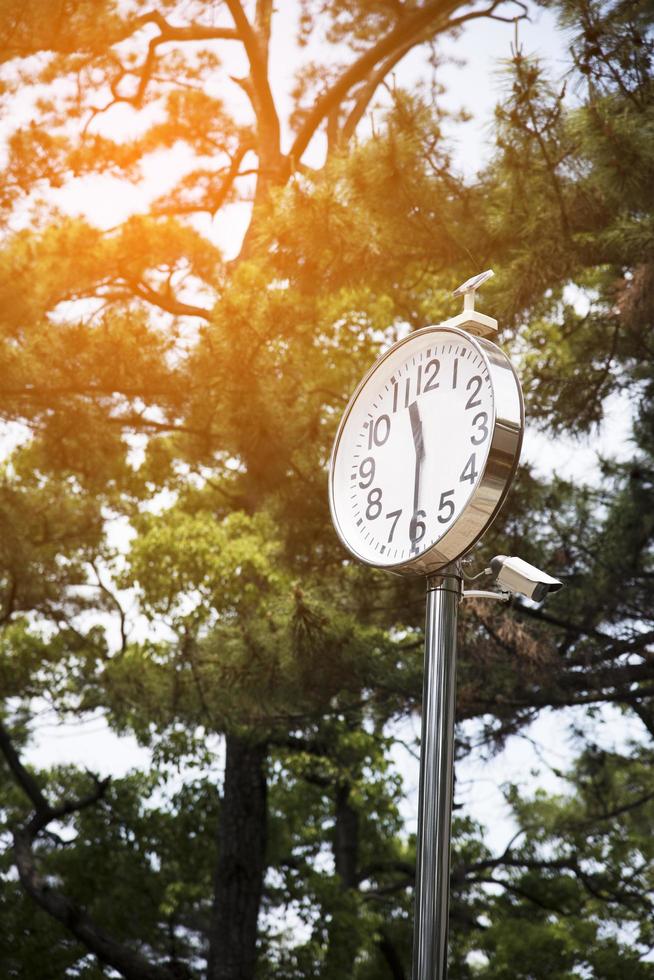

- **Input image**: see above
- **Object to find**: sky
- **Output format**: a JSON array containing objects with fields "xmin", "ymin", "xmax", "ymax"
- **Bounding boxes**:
[{"xmin": 12, "ymin": 0, "xmax": 639, "ymax": 879}]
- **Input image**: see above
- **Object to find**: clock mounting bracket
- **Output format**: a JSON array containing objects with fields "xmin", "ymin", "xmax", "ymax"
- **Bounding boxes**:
[{"xmin": 449, "ymin": 268, "xmax": 498, "ymax": 338}]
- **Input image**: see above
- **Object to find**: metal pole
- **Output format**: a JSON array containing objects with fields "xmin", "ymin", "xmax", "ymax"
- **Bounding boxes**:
[{"xmin": 412, "ymin": 563, "xmax": 461, "ymax": 980}]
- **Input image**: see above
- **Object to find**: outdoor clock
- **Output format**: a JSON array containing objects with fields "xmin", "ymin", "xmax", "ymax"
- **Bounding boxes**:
[
  {"xmin": 329, "ymin": 286, "xmax": 524, "ymax": 577},
  {"xmin": 328, "ymin": 272, "xmax": 529, "ymax": 980}
]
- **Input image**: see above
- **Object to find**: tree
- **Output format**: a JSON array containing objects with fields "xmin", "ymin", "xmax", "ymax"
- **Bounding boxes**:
[
  {"xmin": 451, "ymin": 744, "xmax": 654, "ymax": 978},
  {"xmin": 0, "ymin": 2, "xmax": 525, "ymax": 978},
  {"xmin": 1, "ymin": 0, "xmax": 653, "ymax": 977}
]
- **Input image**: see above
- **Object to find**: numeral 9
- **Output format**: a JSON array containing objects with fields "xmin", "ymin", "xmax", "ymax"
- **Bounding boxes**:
[{"xmin": 358, "ymin": 456, "xmax": 375, "ymax": 489}]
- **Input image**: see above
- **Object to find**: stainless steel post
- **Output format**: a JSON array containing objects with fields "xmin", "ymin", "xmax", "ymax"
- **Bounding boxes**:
[{"xmin": 411, "ymin": 564, "xmax": 462, "ymax": 980}]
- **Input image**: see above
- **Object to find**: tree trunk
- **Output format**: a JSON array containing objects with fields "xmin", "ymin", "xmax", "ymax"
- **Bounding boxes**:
[
  {"xmin": 207, "ymin": 735, "xmax": 268, "ymax": 980},
  {"xmin": 378, "ymin": 931, "xmax": 407, "ymax": 980},
  {"xmin": 323, "ymin": 782, "xmax": 360, "ymax": 978},
  {"xmin": 333, "ymin": 782, "xmax": 359, "ymax": 888}
]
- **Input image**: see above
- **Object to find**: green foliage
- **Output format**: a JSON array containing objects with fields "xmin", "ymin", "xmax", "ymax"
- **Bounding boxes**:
[
  {"xmin": 0, "ymin": 756, "xmax": 218, "ymax": 978},
  {"xmin": 0, "ymin": 0, "xmax": 652, "ymax": 977},
  {"xmin": 454, "ymin": 746, "xmax": 654, "ymax": 978}
]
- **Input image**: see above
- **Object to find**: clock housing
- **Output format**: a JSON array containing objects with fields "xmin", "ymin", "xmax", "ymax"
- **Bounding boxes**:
[{"xmin": 329, "ymin": 324, "xmax": 523, "ymax": 576}]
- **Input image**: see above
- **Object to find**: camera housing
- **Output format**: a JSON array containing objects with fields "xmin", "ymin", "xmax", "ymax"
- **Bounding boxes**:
[{"xmin": 490, "ymin": 555, "xmax": 563, "ymax": 602}]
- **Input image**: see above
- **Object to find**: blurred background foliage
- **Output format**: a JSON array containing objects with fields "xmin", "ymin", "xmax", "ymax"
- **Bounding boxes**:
[{"xmin": 0, "ymin": 0, "xmax": 652, "ymax": 977}]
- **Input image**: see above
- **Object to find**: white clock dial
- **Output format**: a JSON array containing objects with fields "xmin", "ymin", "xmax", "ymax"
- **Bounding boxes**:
[{"xmin": 329, "ymin": 325, "xmax": 523, "ymax": 574}]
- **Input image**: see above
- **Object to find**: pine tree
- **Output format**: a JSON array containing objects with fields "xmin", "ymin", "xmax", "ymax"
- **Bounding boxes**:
[{"xmin": 0, "ymin": 1, "xmax": 652, "ymax": 977}]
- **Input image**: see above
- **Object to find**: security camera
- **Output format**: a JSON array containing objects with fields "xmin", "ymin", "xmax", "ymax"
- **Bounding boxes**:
[{"xmin": 489, "ymin": 555, "xmax": 563, "ymax": 602}]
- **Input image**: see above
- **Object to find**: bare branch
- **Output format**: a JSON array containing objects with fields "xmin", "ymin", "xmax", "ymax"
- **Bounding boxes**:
[
  {"xmin": 0, "ymin": 718, "xmax": 111, "ymax": 834},
  {"xmin": 355, "ymin": 859, "xmax": 414, "ymax": 886},
  {"xmin": 290, "ymin": 0, "xmax": 513, "ymax": 163},
  {"xmin": 224, "ymin": 0, "xmax": 281, "ymax": 155},
  {"xmin": 94, "ymin": 10, "xmax": 244, "ymax": 110},
  {"xmin": 39, "ymin": 773, "xmax": 111, "ymax": 833},
  {"xmin": 255, "ymin": 0, "xmax": 274, "ymax": 46},
  {"xmin": 512, "ymin": 599, "xmax": 613, "ymax": 642},
  {"xmin": 90, "ymin": 561, "xmax": 128, "ymax": 653},
  {"xmin": 152, "ymin": 141, "xmax": 255, "ymax": 217},
  {"xmin": 0, "ymin": 720, "xmax": 50, "ymax": 816},
  {"xmin": 136, "ymin": 9, "xmax": 240, "ymax": 44},
  {"xmin": 339, "ymin": 40, "xmax": 416, "ymax": 147},
  {"xmin": 444, "ymin": 0, "xmax": 529, "ymax": 29},
  {"xmin": 128, "ymin": 279, "xmax": 212, "ymax": 320},
  {"xmin": 133, "ymin": 35, "xmax": 160, "ymax": 107}
]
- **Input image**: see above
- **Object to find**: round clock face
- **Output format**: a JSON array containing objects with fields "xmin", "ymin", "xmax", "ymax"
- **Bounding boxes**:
[{"xmin": 329, "ymin": 325, "xmax": 523, "ymax": 575}]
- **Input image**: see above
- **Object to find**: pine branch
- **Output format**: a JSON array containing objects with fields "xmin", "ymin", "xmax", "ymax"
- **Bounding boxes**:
[{"xmin": 0, "ymin": 720, "xmax": 178, "ymax": 980}]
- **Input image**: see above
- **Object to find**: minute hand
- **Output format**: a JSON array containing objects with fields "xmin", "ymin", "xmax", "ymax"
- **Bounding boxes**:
[{"xmin": 409, "ymin": 400, "xmax": 425, "ymax": 519}]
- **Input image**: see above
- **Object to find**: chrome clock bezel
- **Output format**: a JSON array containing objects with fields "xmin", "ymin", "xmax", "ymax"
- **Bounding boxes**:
[{"xmin": 328, "ymin": 324, "xmax": 524, "ymax": 576}]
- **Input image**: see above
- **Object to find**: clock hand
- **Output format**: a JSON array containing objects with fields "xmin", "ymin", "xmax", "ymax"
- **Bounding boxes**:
[
  {"xmin": 409, "ymin": 401, "xmax": 425, "ymax": 547},
  {"xmin": 409, "ymin": 399, "xmax": 425, "ymax": 461}
]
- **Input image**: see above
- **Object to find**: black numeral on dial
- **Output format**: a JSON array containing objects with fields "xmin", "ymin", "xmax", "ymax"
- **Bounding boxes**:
[
  {"xmin": 460, "ymin": 453, "xmax": 478, "ymax": 485},
  {"xmin": 367, "ymin": 414, "xmax": 391, "ymax": 449},
  {"xmin": 409, "ymin": 510, "xmax": 427, "ymax": 545},
  {"xmin": 366, "ymin": 487, "xmax": 383, "ymax": 519},
  {"xmin": 465, "ymin": 375, "xmax": 482, "ymax": 410},
  {"xmin": 358, "ymin": 456, "xmax": 375, "ymax": 488},
  {"xmin": 437, "ymin": 489, "xmax": 455, "ymax": 523},
  {"xmin": 392, "ymin": 372, "xmax": 423, "ymax": 412},
  {"xmin": 424, "ymin": 358, "xmax": 440, "ymax": 392},
  {"xmin": 470, "ymin": 411, "xmax": 489, "ymax": 445},
  {"xmin": 385, "ymin": 509, "xmax": 402, "ymax": 542}
]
